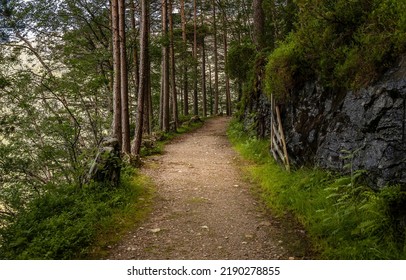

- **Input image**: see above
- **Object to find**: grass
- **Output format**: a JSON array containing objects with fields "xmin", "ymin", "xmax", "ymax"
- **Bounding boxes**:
[
  {"xmin": 87, "ymin": 168, "xmax": 155, "ymax": 259},
  {"xmin": 227, "ymin": 119, "xmax": 406, "ymax": 259}
]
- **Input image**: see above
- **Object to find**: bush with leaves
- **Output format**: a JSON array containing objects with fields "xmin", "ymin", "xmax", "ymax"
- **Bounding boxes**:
[
  {"xmin": 264, "ymin": 35, "xmax": 304, "ymax": 101},
  {"xmin": 0, "ymin": 166, "xmax": 146, "ymax": 260},
  {"xmin": 226, "ymin": 42, "xmax": 256, "ymax": 84}
]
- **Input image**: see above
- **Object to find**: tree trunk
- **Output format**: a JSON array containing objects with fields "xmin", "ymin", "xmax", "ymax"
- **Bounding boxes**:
[
  {"xmin": 159, "ymin": 62, "xmax": 164, "ymax": 130},
  {"xmin": 201, "ymin": 38, "xmax": 207, "ymax": 117},
  {"xmin": 238, "ymin": 80, "xmax": 243, "ymax": 102},
  {"xmin": 222, "ymin": 9, "xmax": 231, "ymax": 116},
  {"xmin": 148, "ymin": 66, "xmax": 153, "ymax": 134},
  {"xmin": 132, "ymin": 0, "xmax": 149, "ymax": 156},
  {"xmin": 193, "ymin": 0, "xmax": 199, "ymax": 116},
  {"xmin": 119, "ymin": 0, "xmax": 130, "ymax": 153},
  {"xmin": 143, "ymin": 51, "xmax": 151, "ymax": 135},
  {"xmin": 130, "ymin": 0, "xmax": 140, "ymax": 100},
  {"xmin": 147, "ymin": 60, "xmax": 154, "ymax": 134},
  {"xmin": 208, "ymin": 62, "xmax": 213, "ymax": 115},
  {"xmin": 253, "ymin": 0, "xmax": 265, "ymax": 50},
  {"xmin": 169, "ymin": 0, "xmax": 178, "ymax": 130},
  {"xmin": 161, "ymin": 0, "xmax": 170, "ymax": 132},
  {"xmin": 212, "ymin": 0, "xmax": 219, "ymax": 115},
  {"xmin": 111, "ymin": 0, "xmax": 122, "ymax": 147},
  {"xmin": 180, "ymin": 0, "xmax": 189, "ymax": 116}
]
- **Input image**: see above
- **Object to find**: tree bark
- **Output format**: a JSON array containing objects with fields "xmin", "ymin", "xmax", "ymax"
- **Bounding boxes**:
[
  {"xmin": 161, "ymin": 0, "xmax": 170, "ymax": 132},
  {"xmin": 132, "ymin": 0, "xmax": 149, "ymax": 156},
  {"xmin": 169, "ymin": 0, "xmax": 178, "ymax": 130},
  {"xmin": 253, "ymin": 0, "xmax": 265, "ymax": 50},
  {"xmin": 208, "ymin": 62, "xmax": 213, "ymax": 115},
  {"xmin": 111, "ymin": 0, "xmax": 122, "ymax": 147},
  {"xmin": 222, "ymin": 7, "xmax": 231, "ymax": 116},
  {"xmin": 180, "ymin": 0, "xmax": 189, "ymax": 116},
  {"xmin": 143, "ymin": 51, "xmax": 151, "ymax": 135},
  {"xmin": 193, "ymin": 0, "xmax": 199, "ymax": 116},
  {"xmin": 159, "ymin": 62, "xmax": 164, "ymax": 130},
  {"xmin": 147, "ymin": 64, "xmax": 153, "ymax": 134},
  {"xmin": 201, "ymin": 37, "xmax": 207, "ymax": 117},
  {"xmin": 119, "ymin": 0, "xmax": 130, "ymax": 154},
  {"xmin": 212, "ymin": 0, "xmax": 219, "ymax": 115},
  {"xmin": 130, "ymin": 0, "xmax": 140, "ymax": 100}
]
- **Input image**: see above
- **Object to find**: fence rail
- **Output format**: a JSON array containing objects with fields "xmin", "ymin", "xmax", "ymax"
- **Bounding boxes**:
[{"xmin": 270, "ymin": 95, "xmax": 290, "ymax": 171}]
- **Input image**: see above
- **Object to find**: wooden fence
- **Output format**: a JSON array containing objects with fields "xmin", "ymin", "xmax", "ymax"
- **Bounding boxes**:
[{"xmin": 270, "ymin": 95, "xmax": 290, "ymax": 171}]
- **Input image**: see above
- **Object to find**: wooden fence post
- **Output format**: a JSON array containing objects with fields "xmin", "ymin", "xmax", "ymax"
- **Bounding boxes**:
[{"xmin": 270, "ymin": 95, "xmax": 290, "ymax": 171}]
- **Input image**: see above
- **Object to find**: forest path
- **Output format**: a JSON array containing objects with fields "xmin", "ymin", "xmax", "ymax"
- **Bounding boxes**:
[{"xmin": 108, "ymin": 117, "xmax": 310, "ymax": 260}]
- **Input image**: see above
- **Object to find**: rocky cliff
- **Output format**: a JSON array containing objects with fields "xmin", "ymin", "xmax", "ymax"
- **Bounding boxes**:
[{"xmin": 244, "ymin": 56, "xmax": 406, "ymax": 188}]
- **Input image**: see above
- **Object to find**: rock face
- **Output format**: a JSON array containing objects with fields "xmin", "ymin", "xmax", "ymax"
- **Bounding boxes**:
[
  {"xmin": 244, "ymin": 57, "xmax": 406, "ymax": 188},
  {"xmin": 87, "ymin": 137, "xmax": 121, "ymax": 187}
]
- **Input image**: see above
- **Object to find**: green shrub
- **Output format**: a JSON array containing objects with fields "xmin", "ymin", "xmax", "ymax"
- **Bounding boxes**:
[
  {"xmin": 264, "ymin": 35, "xmax": 300, "ymax": 101},
  {"xmin": 0, "ymin": 166, "xmax": 149, "ymax": 260},
  {"xmin": 226, "ymin": 41, "xmax": 256, "ymax": 83},
  {"xmin": 267, "ymin": 0, "xmax": 406, "ymax": 92}
]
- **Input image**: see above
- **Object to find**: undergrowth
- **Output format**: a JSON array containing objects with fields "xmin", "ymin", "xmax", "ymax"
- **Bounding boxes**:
[
  {"xmin": 0, "ymin": 166, "xmax": 153, "ymax": 260},
  {"xmin": 0, "ymin": 116, "xmax": 206, "ymax": 260},
  {"xmin": 264, "ymin": 0, "xmax": 406, "ymax": 99},
  {"xmin": 228, "ymin": 119, "xmax": 406, "ymax": 259}
]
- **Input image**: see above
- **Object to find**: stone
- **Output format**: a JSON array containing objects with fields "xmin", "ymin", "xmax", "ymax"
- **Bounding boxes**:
[
  {"xmin": 243, "ymin": 55, "xmax": 406, "ymax": 188},
  {"xmin": 259, "ymin": 221, "xmax": 271, "ymax": 227},
  {"xmin": 86, "ymin": 137, "xmax": 121, "ymax": 187}
]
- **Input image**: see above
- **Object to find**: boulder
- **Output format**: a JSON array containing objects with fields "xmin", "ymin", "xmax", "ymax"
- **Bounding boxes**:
[{"xmin": 87, "ymin": 137, "xmax": 121, "ymax": 187}]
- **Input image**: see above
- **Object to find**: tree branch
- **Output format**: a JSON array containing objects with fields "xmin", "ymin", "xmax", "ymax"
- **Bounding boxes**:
[{"xmin": 15, "ymin": 31, "xmax": 54, "ymax": 77}]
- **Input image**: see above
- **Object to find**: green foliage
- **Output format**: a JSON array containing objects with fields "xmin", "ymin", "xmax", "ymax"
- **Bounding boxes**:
[
  {"xmin": 0, "ymin": 0, "xmax": 113, "ymax": 228},
  {"xmin": 0, "ymin": 166, "xmax": 150, "ymax": 260},
  {"xmin": 226, "ymin": 41, "xmax": 256, "ymax": 83},
  {"xmin": 263, "ymin": 0, "xmax": 298, "ymax": 47},
  {"xmin": 0, "ymin": 75, "xmax": 10, "ymax": 89},
  {"xmin": 228, "ymin": 119, "xmax": 406, "ymax": 259},
  {"xmin": 264, "ymin": 35, "xmax": 303, "ymax": 100},
  {"xmin": 264, "ymin": 0, "xmax": 406, "ymax": 92}
]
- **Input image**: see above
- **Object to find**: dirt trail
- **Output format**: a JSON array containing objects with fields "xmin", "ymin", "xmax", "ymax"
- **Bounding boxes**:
[{"xmin": 108, "ymin": 117, "xmax": 310, "ymax": 260}]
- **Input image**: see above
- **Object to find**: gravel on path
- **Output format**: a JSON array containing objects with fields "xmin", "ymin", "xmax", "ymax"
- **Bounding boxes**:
[{"xmin": 107, "ymin": 117, "xmax": 311, "ymax": 260}]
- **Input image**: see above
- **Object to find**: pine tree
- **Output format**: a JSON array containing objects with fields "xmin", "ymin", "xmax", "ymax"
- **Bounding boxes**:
[{"xmin": 132, "ymin": 0, "xmax": 150, "ymax": 156}]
